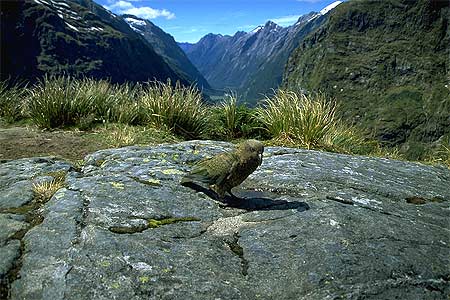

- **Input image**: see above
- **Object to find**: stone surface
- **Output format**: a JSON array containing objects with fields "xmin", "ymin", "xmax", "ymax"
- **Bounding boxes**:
[
  {"xmin": 0, "ymin": 157, "xmax": 73, "ymax": 209},
  {"xmin": 1, "ymin": 142, "xmax": 449, "ymax": 299}
]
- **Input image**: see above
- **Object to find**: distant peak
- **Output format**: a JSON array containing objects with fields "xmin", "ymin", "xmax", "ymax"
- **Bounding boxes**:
[
  {"xmin": 265, "ymin": 20, "xmax": 279, "ymax": 28},
  {"xmin": 250, "ymin": 25, "xmax": 264, "ymax": 34},
  {"xmin": 294, "ymin": 12, "xmax": 319, "ymax": 26},
  {"xmin": 319, "ymin": 1, "xmax": 343, "ymax": 15}
]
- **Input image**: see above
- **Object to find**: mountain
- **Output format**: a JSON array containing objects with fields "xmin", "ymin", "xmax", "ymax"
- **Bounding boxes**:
[
  {"xmin": 177, "ymin": 42, "xmax": 195, "ymax": 52},
  {"xmin": 0, "ymin": 0, "xmax": 185, "ymax": 84},
  {"xmin": 182, "ymin": 2, "xmax": 342, "ymax": 103},
  {"xmin": 283, "ymin": 0, "xmax": 449, "ymax": 158},
  {"xmin": 123, "ymin": 15, "xmax": 210, "ymax": 89}
]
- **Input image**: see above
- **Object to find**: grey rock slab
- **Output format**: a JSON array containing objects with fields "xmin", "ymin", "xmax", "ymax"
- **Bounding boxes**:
[
  {"xmin": 5, "ymin": 141, "xmax": 450, "ymax": 299},
  {"xmin": 0, "ymin": 213, "xmax": 27, "ymax": 286},
  {"xmin": 0, "ymin": 213, "xmax": 27, "ymax": 242},
  {"xmin": 0, "ymin": 157, "xmax": 73, "ymax": 209},
  {"xmin": 0, "ymin": 240, "xmax": 21, "ymax": 277}
]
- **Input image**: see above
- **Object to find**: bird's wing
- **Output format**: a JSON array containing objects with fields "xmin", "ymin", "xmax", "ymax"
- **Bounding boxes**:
[{"xmin": 182, "ymin": 152, "xmax": 237, "ymax": 185}]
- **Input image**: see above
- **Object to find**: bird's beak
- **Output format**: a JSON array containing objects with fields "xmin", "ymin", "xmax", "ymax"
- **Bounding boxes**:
[{"xmin": 258, "ymin": 153, "xmax": 263, "ymax": 165}]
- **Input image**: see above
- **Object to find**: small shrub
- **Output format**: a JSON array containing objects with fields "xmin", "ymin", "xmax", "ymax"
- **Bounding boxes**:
[{"xmin": 140, "ymin": 80, "xmax": 207, "ymax": 138}]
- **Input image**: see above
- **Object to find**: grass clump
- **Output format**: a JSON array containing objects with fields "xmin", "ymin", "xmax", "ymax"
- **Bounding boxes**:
[
  {"xmin": 256, "ymin": 89, "xmax": 378, "ymax": 154},
  {"xmin": 208, "ymin": 93, "xmax": 267, "ymax": 140},
  {"xmin": 425, "ymin": 135, "xmax": 450, "ymax": 168},
  {"xmin": 0, "ymin": 80, "xmax": 27, "ymax": 123},
  {"xmin": 27, "ymin": 76, "xmax": 93, "ymax": 128},
  {"xmin": 25, "ymin": 76, "xmax": 144, "ymax": 129},
  {"xmin": 140, "ymin": 80, "xmax": 207, "ymax": 139},
  {"xmin": 33, "ymin": 171, "xmax": 67, "ymax": 202}
]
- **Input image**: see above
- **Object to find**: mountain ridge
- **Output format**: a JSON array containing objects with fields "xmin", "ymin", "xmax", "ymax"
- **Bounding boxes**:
[
  {"xmin": 123, "ymin": 14, "xmax": 210, "ymax": 89},
  {"xmin": 181, "ymin": 2, "xmax": 342, "ymax": 103},
  {"xmin": 283, "ymin": 0, "xmax": 449, "ymax": 158},
  {"xmin": 0, "ymin": 0, "xmax": 187, "ymax": 85}
]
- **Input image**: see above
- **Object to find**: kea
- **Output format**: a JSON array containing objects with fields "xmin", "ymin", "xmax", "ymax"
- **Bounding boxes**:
[{"xmin": 181, "ymin": 140, "xmax": 264, "ymax": 199}]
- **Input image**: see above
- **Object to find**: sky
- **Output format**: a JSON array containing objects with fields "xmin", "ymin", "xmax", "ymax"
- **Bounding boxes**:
[{"xmin": 97, "ymin": 0, "xmax": 343, "ymax": 43}]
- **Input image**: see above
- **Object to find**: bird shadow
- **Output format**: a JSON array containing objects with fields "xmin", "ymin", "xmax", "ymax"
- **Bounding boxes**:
[{"xmin": 181, "ymin": 182, "xmax": 309, "ymax": 212}]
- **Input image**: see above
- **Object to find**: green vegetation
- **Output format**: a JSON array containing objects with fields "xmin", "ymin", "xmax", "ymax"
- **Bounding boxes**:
[
  {"xmin": 32, "ymin": 170, "xmax": 67, "ymax": 203},
  {"xmin": 140, "ymin": 80, "xmax": 207, "ymax": 138},
  {"xmin": 147, "ymin": 217, "xmax": 201, "ymax": 228},
  {"xmin": 208, "ymin": 94, "xmax": 266, "ymax": 140},
  {"xmin": 0, "ymin": 76, "xmax": 447, "ymax": 167},
  {"xmin": 0, "ymin": 80, "xmax": 27, "ymax": 123},
  {"xmin": 283, "ymin": 0, "xmax": 449, "ymax": 161}
]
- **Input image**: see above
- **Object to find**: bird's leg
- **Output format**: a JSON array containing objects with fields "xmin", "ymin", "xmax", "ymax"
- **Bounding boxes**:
[{"xmin": 210, "ymin": 184, "xmax": 226, "ymax": 201}]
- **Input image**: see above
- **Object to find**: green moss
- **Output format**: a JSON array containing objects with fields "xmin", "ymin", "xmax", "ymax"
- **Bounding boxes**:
[
  {"xmin": 130, "ymin": 176, "xmax": 161, "ymax": 187},
  {"xmin": 147, "ymin": 217, "xmax": 201, "ymax": 228},
  {"xmin": 139, "ymin": 276, "xmax": 150, "ymax": 283}
]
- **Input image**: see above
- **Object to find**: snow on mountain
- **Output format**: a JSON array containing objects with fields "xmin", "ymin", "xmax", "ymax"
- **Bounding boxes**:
[
  {"xmin": 32, "ymin": 0, "xmax": 103, "ymax": 32},
  {"xmin": 320, "ymin": 1, "xmax": 343, "ymax": 15},
  {"xmin": 124, "ymin": 17, "xmax": 146, "ymax": 27},
  {"xmin": 250, "ymin": 25, "xmax": 264, "ymax": 34}
]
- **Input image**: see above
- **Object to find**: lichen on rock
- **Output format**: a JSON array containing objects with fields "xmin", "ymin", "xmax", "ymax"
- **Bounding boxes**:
[{"xmin": 1, "ymin": 142, "xmax": 449, "ymax": 299}]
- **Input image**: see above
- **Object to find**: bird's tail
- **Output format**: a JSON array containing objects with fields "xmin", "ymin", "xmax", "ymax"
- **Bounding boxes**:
[{"xmin": 180, "ymin": 175, "xmax": 193, "ymax": 186}]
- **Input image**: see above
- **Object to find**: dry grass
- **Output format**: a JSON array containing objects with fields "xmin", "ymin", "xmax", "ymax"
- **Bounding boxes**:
[{"xmin": 33, "ymin": 171, "xmax": 67, "ymax": 202}]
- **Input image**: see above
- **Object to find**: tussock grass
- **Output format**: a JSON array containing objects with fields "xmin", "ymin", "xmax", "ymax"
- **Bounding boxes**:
[
  {"xmin": 0, "ymin": 80, "xmax": 27, "ymax": 123},
  {"xmin": 4, "ymin": 77, "xmax": 442, "ymax": 166},
  {"xmin": 208, "ymin": 93, "xmax": 266, "ymax": 140},
  {"xmin": 26, "ymin": 77, "xmax": 144, "ymax": 129},
  {"xmin": 140, "ymin": 80, "xmax": 207, "ymax": 138},
  {"xmin": 221, "ymin": 94, "xmax": 239, "ymax": 138},
  {"xmin": 425, "ymin": 136, "xmax": 450, "ymax": 168},
  {"xmin": 27, "ymin": 76, "xmax": 93, "ymax": 128},
  {"xmin": 33, "ymin": 171, "xmax": 67, "ymax": 202},
  {"xmin": 256, "ymin": 90, "xmax": 382, "ymax": 154}
]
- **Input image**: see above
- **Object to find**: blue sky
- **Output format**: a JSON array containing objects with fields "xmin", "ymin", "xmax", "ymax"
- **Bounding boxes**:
[{"xmin": 98, "ymin": 0, "xmax": 342, "ymax": 43}]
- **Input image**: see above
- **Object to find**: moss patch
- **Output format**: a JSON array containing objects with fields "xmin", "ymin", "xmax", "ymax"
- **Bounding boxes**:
[{"xmin": 109, "ymin": 217, "xmax": 201, "ymax": 234}]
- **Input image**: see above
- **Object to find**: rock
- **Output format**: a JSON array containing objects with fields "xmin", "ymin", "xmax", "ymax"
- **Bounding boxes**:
[
  {"xmin": 0, "ymin": 157, "xmax": 72, "ymax": 209},
  {"xmin": 1, "ymin": 141, "xmax": 449, "ymax": 299},
  {"xmin": 0, "ymin": 157, "xmax": 73, "ymax": 299}
]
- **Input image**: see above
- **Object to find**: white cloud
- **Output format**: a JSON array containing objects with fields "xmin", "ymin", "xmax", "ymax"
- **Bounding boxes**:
[
  {"xmin": 270, "ymin": 15, "xmax": 301, "ymax": 26},
  {"xmin": 124, "ymin": 7, "xmax": 175, "ymax": 19},
  {"xmin": 105, "ymin": 0, "xmax": 133, "ymax": 10},
  {"xmin": 104, "ymin": 1, "xmax": 175, "ymax": 20}
]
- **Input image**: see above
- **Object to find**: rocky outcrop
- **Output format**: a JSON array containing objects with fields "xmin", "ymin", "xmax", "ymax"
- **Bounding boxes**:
[{"xmin": 1, "ymin": 141, "xmax": 449, "ymax": 299}]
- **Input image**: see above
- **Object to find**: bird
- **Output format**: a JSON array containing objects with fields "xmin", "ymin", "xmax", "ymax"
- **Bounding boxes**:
[{"xmin": 181, "ymin": 140, "xmax": 264, "ymax": 199}]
